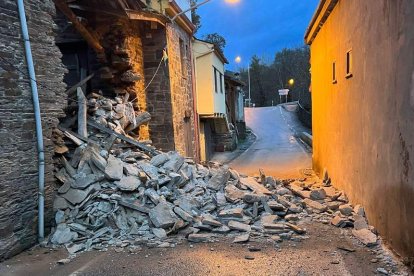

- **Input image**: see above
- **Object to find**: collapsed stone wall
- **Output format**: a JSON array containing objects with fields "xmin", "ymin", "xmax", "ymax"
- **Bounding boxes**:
[{"xmin": 0, "ymin": 0, "xmax": 67, "ymax": 260}]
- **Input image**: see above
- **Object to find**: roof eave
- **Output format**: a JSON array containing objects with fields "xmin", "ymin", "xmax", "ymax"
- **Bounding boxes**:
[{"xmin": 304, "ymin": 0, "xmax": 339, "ymax": 45}]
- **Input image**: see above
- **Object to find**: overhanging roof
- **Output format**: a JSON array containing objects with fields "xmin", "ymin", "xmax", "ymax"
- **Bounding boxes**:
[
  {"xmin": 194, "ymin": 38, "xmax": 229, "ymax": 64},
  {"xmin": 304, "ymin": 0, "xmax": 339, "ymax": 45}
]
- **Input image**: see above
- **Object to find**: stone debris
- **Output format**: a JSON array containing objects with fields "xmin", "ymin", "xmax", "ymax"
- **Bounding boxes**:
[{"xmin": 49, "ymin": 102, "xmax": 379, "ymax": 256}]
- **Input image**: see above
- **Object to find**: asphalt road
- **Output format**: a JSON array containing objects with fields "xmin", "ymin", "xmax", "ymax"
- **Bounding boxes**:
[
  {"xmin": 229, "ymin": 106, "xmax": 312, "ymax": 179},
  {"xmin": 0, "ymin": 221, "xmax": 406, "ymax": 276}
]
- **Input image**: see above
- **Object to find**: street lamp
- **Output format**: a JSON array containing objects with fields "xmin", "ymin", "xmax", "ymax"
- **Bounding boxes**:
[
  {"xmin": 172, "ymin": 0, "xmax": 240, "ymax": 21},
  {"xmin": 235, "ymin": 56, "xmax": 251, "ymax": 107},
  {"xmin": 288, "ymin": 78, "xmax": 295, "ymax": 86}
]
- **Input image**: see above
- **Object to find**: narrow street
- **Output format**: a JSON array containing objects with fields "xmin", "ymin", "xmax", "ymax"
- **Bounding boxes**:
[{"xmin": 230, "ymin": 106, "xmax": 311, "ymax": 179}]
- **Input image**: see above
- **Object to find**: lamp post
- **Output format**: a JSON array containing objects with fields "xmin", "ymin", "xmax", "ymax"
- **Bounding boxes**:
[
  {"xmin": 172, "ymin": 0, "xmax": 240, "ymax": 21},
  {"xmin": 235, "ymin": 56, "xmax": 251, "ymax": 107}
]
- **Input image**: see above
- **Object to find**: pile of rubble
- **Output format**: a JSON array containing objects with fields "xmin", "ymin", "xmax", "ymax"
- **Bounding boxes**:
[{"xmin": 51, "ymin": 93, "xmax": 379, "ymax": 256}]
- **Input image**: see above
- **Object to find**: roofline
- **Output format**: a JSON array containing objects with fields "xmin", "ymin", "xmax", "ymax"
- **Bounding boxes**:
[
  {"xmin": 304, "ymin": 0, "xmax": 339, "ymax": 45},
  {"xmin": 166, "ymin": 0, "xmax": 196, "ymax": 34},
  {"xmin": 193, "ymin": 38, "xmax": 229, "ymax": 64}
]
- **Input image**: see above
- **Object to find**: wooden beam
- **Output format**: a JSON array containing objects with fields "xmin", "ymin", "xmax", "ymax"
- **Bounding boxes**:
[
  {"xmin": 77, "ymin": 87, "xmax": 88, "ymax": 138},
  {"xmin": 65, "ymin": 73, "xmax": 94, "ymax": 96},
  {"xmin": 126, "ymin": 10, "xmax": 168, "ymax": 26},
  {"xmin": 87, "ymin": 119, "xmax": 161, "ymax": 156},
  {"xmin": 54, "ymin": 0, "xmax": 105, "ymax": 55}
]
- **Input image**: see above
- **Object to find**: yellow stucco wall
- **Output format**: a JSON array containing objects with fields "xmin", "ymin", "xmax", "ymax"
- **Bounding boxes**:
[
  {"xmin": 309, "ymin": 0, "xmax": 414, "ymax": 258},
  {"xmin": 193, "ymin": 40, "xmax": 226, "ymax": 115}
]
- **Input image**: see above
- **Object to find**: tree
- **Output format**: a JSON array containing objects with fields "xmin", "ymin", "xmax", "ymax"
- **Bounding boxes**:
[
  {"xmin": 190, "ymin": 0, "xmax": 202, "ymax": 33},
  {"xmin": 203, "ymin": 33, "xmax": 226, "ymax": 52}
]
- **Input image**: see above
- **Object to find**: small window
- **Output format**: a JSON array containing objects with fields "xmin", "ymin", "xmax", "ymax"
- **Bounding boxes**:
[
  {"xmin": 214, "ymin": 67, "xmax": 218, "ymax": 93},
  {"xmin": 346, "ymin": 49, "xmax": 353, "ymax": 78},
  {"xmin": 220, "ymin": 72, "xmax": 224, "ymax": 93},
  {"xmin": 332, "ymin": 61, "xmax": 337, "ymax": 84}
]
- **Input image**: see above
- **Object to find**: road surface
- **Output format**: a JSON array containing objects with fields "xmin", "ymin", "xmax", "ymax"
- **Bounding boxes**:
[{"xmin": 230, "ymin": 106, "xmax": 312, "ymax": 179}]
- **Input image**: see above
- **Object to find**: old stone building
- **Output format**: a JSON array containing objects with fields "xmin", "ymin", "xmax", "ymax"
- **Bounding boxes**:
[
  {"xmin": 55, "ymin": 0, "xmax": 198, "ymax": 158},
  {"xmin": 0, "ymin": 0, "xmax": 198, "ymax": 259},
  {"xmin": 306, "ymin": 0, "xmax": 414, "ymax": 260},
  {"xmin": 0, "ymin": 0, "xmax": 67, "ymax": 259}
]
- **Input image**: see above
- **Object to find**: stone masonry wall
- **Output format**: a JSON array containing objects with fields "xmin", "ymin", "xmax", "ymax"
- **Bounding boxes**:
[
  {"xmin": 143, "ymin": 26, "xmax": 175, "ymax": 152},
  {"xmin": 166, "ymin": 24, "xmax": 197, "ymax": 158},
  {"xmin": 0, "ymin": 0, "xmax": 67, "ymax": 260}
]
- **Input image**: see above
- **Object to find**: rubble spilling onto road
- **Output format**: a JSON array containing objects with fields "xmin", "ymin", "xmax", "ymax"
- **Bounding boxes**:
[{"xmin": 50, "ymin": 94, "xmax": 379, "ymax": 256}]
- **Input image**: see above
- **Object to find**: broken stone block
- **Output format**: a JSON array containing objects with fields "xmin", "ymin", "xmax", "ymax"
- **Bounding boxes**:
[
  {"xmin": 115, "ymin": 176, "xmax": 141, "ymax": 191},
  {"xmin": 55, "ymin": 210, "xmax": 65, "ymax": 224},
  {"xmin": 150, "ymin": 153, "xmax": 169, "ymax": 167},
  {"xmin": 353, "ymin": 215, "xmax": 369, "ymax": 230},
  {"xmin": 263, "ymin": 223, "xmax": 288, "ymax": 230},
  {"xmin": 327, "ymin": 201, "xmax": 341, "ymax": 211},
  {"xmin": 218, "ymin": 208, "xmax": 244, "ymax": 218},
  {"xmin": 104, "ymin": 155, "xmax": 124, "ymax": 180},
  {"xmin": 303, "ymin": 198, "xmax": 327, "ymax": 213},
  {"xmin": 66, "ymin": 243, "xmax": 85, "ymax": 255},
  {"xmin": 260, "ymin": 214, "xmax": 278, "ymax": 225},
  {"xmin": 310, "ymin": 188, "xmax": 327, "ymax": 200},
  {"xmin": 54, "ymin": 196, "xmax": 70, "ymax": 210},
  {"xmin": 215, "ymin": 192, "xmax": 227, "ymax": 207},
  {"xmin": 268, "ymin": 201, "xmax": 286, "ymax": 211},
  {"xmin": 289, "ymin": 183, "xmax": 311, "ymax": 198},
  {"xmin": 123, "ymin": 163, "xmax": 140, "ymax": 176},
  {"xmin": 353, "ymin": 204, "xmax": 365, "ymax": 216},
  {"xmin": 149, "ymin": 202, "xmax": 178, "ymax": 228},
  {"xmin": 240, "ymin": 177, "xmax": 271, "ymax": 195},
  {"xmin": 202, "ymin": 215, "xmax": 222, "ymax": 227},
  {"xmin": 163, "ymin": 152, "xmax": 184, "ymax": 172},
  {"xmin": 339, "ymin": 204, "xmax": 353, "ymax": 216},
  {"xmin": 62, "ymin": 185, "xmax": 98, "ymax": 205},
  {"xmin": 208, "ymin": 167, "xmax": 230, "ymax": 190},
  {"xmin": 51, "ymin": 224, "xmax": 78, "ymax": 245},
  {"xmin": 233, "ymin": 233, "xmax": 250, "ymax": 243},
  {"xmin": 173, "ymin": 207, "xmax": 194, "ymax": 222},
  {"xmin": 138, "ymin": 162, "xmax": 160, "ymax": 180},
  {"xmin": 152, "ymin": 228, "xmax": 167, "ymax": 239},
  {"xmin": 243, "ymin": 193, "xmax": 263, "ymax": 204},
  {"xmin": 331, "ymin": 215, "xmax": 348, "ymax": 228},
  {"xmin": 285, "ymin": 214, "xmax": 299, "ymax": 222},
  {"xmin": 145, "ymin": 188, "xmax": 160, "ymax": 204},
  {"xmin": 212, "ymin": 225, "xmax": 231, "ymax": 233},
  {"xmin": 352, "ymin": 229, "xmax": 377, "ymax": 246},
  {"xmin": 225, "ymin": 184, "xmax": 245, "ymax": 202},
  {"xmin": 228, "ymin": 221, "xmax": 251, "ymax": 232},
  {"xmin": 71, "ymin": 174, "xmax": 104, "ymax": 189},
  {"xmin": 188, "ymin": 233, "xmax": 211, "ymax": 243}
]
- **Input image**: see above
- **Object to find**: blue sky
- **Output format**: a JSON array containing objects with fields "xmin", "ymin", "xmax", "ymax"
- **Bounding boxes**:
[{"xmin": 196, "ymin": 0, "xmax": 320, "ymax": 69}]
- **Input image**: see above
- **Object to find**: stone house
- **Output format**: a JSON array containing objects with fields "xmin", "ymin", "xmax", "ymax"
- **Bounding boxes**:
[
  {"xmin": 0, "ymin": 0, "xmax": 198, "ymax": 260},
  {"xmin": 55, "ymin": 0, "xmax": 198, "ymax": 158},
  {"xmin": 193, "ymin": 38, "xmax": 232, "ymax": 161},
  {"xmin": 306, "ymin": 0, "xmax": 414, "ymax": 260}
]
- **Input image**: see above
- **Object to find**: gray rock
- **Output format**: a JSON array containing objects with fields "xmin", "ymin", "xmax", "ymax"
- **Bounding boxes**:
[
  {"xmin": 115, "ymin": 176, "xmax": 141, "ymax": 191},
  {"xmin": 331, "ymin": 215, "xmax": 348, "ymax": 227},
  {"xmin": 150, "ymin": 153, "xmax": 169, "ymax": 167},
  {"xmin": 149, "ymin": 202, "xmax": 178, "ymax": 228},
  {"xmin": 208, "ymin": 167, "xmax": 230, "ymax": 190},
  {"xmin": 202, "ymin": 215, "xmax": 222, "ymax": 227},
  {"xmin": 188, "ymin": 233, "xmax": 211, "ymax": 243},
  {"xmin": 327, "ymin": 201, "xmax": 341, "ymax": 211},
  {"xmin": 51, "ymin": 224, "xmax": 77, "ymax": 245},
  {"xmin": 66, "ymin": 243, "xmax": 85, "ymax": 255},
  {"xmin": 212, "ymin": 225, "xmax": 231, "ymax": 233},
  {"xmin": 268, "ymin": 201, "xmax": 286, "ymax": 211},
  {"xmin": 240, "ymin": 177, "xmax": 272, "ymax": 195},
  {"xmin": 215, "ymin": 192, "xmax": 227, "ymax": 206},
  {"xmin": 354, "ymin": 204, "xmax": 365, "ymax": 216},
  {"xmin": 376, "ymin": 268, "xmax": 388, "ymax": 275},
  {"xmin": 163, "ymin": 152, "xmax": 184, "ymax": 172},
  {"xmin": 55, "ymin": 210, "xmax": 65, "ymax": 224},
  {"xmin": 54, "ymin": 196, "xmax": 70, "ymax": 210},
  {"xmin": 173, "ymin": 207, "xmax": 194, "ymax": 222},
  {"xmin": 62, "ymin": 185, "xmax": 97, "ymax": 205},
  {"xmin": 339, "ymin": 204, "xmax": 353, "ymax": 216},
  {"xmin": 233, "ymin": 233, "xmax": 250, "ymax": 243},
  {"xmin": 353, "ymin": 215, "xmax": 369, "ymax": 230},
  {"xmin": 104, "ymin": 155, "xmax": 124, "ymax": 180},
  {"xmin": 218, "ymin": 208, "xmax": 244, "ymax": 218},
  {"xmin": 145, "ymin": 188, "xmax": 161, "ymax": 204},
  {"xmin": 285, "ymin": 214, "xmax": 299, "ymax": 222},
  {"xmin": 72, "ymin": 174, "xmax": 104, "ymax": 189},
  {"xmin": 123, "ymin": 163, "xmax": 140, "ymax": 176},
  {"xmin": 243, "ymin": 193, "xmax": 263, "ymax": 203},
  {"xmin": 310, "ymin": 188, "xmax": 327, "ymax": 200},
  {"xmin": 152, "ymin": 228, "xmax": 167, "ymax": 239},
  {"xmin": 352, "ymin": 229, "xmax": 377, "ymax": 246},
  {"xmin": 58, "ymin": 180, "xmax": 71, "ymax": 194},
  {"xmin": 225, "ymin": 184, "xmax": 245, "ymax": 202},
  {"xmin": 303, "ymin": 198, "xmax": 327, "ymax": 213},
  {"xmin": 138, "ymin": 162, "xmax": 160, "ymax": 180},
  {"xmin": 228, "ymin": 221, "xmax": 251, "ymax": 232}
]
